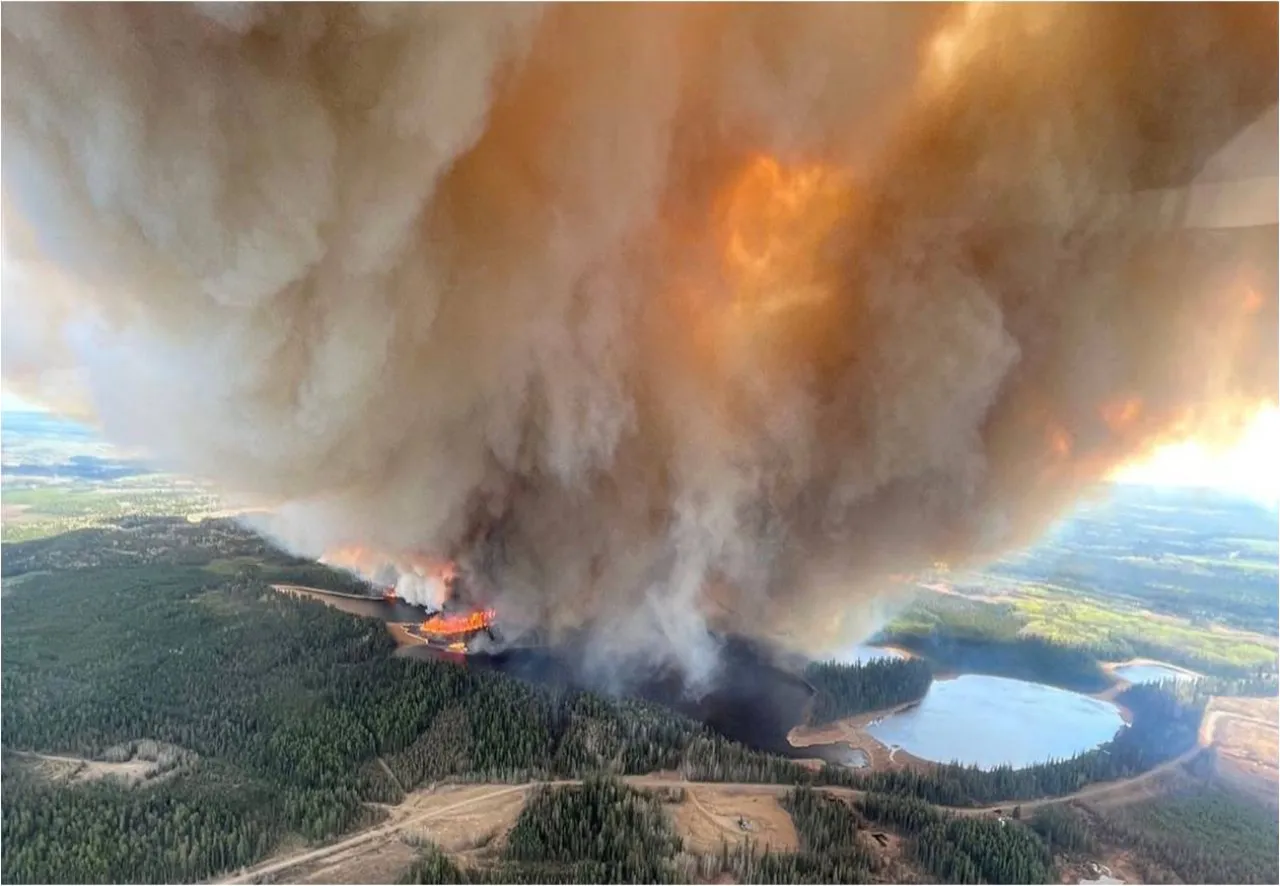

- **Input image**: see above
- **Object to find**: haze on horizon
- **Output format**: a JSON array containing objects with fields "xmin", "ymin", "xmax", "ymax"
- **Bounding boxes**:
[{"xmin": 6, "ymin": 387, "xmax": 1278, "ymax": 510}]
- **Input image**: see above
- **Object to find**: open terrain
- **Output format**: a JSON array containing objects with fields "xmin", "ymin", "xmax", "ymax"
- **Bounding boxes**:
[
  {"xmin": 10, "ymin": 752, "xmax": 163, "ymax": 788},
  {"xmin": 1203, "ymin": 696, "xmax": 1279, "ymax": 807},
  {"xmin": 215, "ymin": 695, "xmax": 1267, "ymax": 886},
  {"xmin": 3, "ymin": 416, "xmax": 1277, "ymax": 884}
]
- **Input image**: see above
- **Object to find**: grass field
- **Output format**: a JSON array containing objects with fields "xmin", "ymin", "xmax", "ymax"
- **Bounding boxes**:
[
  {"xmin": 1, "ymin": 481, "xmax": 221, "ymax": 542},
  {"xmin": 1014, "ymin": 595, "xmax": 1277, "ymax": 670}
]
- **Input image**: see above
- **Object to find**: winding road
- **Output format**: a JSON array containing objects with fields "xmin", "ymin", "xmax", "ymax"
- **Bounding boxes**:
[
  {"xmin": 215, "ymin": 747, "xmax": 1213, "ymax": 885},
  {"xmin": 213, "ymin": 692, "xmax": 1258, "ymax": 885}
]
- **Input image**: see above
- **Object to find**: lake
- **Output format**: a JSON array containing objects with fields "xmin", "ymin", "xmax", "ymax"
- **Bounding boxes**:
[
  {"xmin": 865, "ymin": 674, "xmax": 1125, "ymax": 769},
  {"xmin": 1113, "ymin": 662, "xmax": 1198, "ymax": 684}
]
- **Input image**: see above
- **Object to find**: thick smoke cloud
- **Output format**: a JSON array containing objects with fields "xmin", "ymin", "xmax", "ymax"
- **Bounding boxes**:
[{"xmin": 3, "ymin": 4, "xmax": 1276, "ymax": 687}]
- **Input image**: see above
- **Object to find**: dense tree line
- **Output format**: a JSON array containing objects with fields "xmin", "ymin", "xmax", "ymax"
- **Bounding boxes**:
[
  {"xmin": 989, "ymin": 483, "xmax": 1280, "ymax": 636},
  {"xmin": 505, "ymin": 776, "xmax": 682, "ymax": 882},
  {"xmin": 873, "ymin": 591, "xmax": 1106, "ymax": 691},
  {"xmin": 0, "ymin": 762, "xmax": 292, "ymax": 884},
  {"xmin": 882, "ymin": 628, "xmax": 1111, "ymax": 693},
  {"xmin": 804, "ymin": 658, "xmax": 933, "ymax": 725},
  {"xmin": 858, "ymin": 792, "xmax": 1053, "ymax": 884},
  {"xmin": 5, "ymin": 517, "xmax": 1272, "ymax": 884},
  {"xmin": 0, "ymin": 524, "xmax": 816, "ymax": 883},
  {"xmin": 402, "ymin": 777, "xmax": 682, "ymax": 884},
  {"xmin": 1029, "ymin": 786, "xmax": 1279, "ymax": 886},
  {"xmin": 1195, "ymin": 670, "xmax": 1279, "ymax": 699},
  {"xmin": 1027, "ymin": 804, "xmax": 1096, "ymax": 855},
  {"xmin": 1093, "ymin": 786, "xmax": 1279, "ymax": 885},
  {"xmin": 880, "ymin": 576, "xmax": 1277, "ymax": 681},
  {"xmin": 0, "ymin": 517, "xmax": 279, "ymax": 576}
]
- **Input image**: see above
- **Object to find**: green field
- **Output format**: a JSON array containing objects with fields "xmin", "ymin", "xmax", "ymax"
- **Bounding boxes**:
[
  {"xmin": 885, "ymin": 484, "xmax": 1280, "ymax": 677},
  {"xmin": 2, "ymin": 481, "xmax": 221, "ymax": 543}
]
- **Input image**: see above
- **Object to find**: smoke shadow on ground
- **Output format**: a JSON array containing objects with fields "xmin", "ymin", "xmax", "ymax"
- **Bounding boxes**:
[{"xmin": 400, "ymin": 630, "xmax": 866, "ymax": 767}]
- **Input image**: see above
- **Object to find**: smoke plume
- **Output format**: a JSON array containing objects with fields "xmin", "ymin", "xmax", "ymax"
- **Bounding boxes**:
[{"xmin": 3, "ymin": 4, "xmax": 1276, "ymax": 687}]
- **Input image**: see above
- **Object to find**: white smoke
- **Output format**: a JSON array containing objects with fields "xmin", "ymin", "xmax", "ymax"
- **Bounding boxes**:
[{"xmin": 2, "ymin": 4, "xmax": 1276, "ymax": 683}]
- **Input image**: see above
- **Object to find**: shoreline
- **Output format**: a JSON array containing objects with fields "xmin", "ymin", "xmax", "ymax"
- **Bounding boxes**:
[
  {"xmin": 1102, "ymin": 657, "xmax": 1203, "ymax": 679},
  {"xmin": 283, "ymin": 585, "xmax": 1152, "ymax": 772},
  {"xmin": 787, "ymin": 700, "xmax": 933, "ymax": 772}
]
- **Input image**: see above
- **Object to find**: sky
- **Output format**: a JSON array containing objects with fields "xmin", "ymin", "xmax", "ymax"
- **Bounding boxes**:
[
  {"xmin": 5, "ymin": 381, "xmax": 1278, "ymax": 506},
  {"xmin": 1110, "ymin": 407, "xmax": 1280, "ymax": 507},
  {"xmin": 1, "ymin": 390, "xmax": 40, "ymax": 411}
]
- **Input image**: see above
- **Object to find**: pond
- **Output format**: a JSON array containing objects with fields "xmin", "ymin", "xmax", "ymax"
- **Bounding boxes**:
[
  {"xmin": 1113, "ymin": 662, "xmax": 1198, "ymax": 684},
  {"xmin": 865, "ymin": 674, "xmax": 1125, "ymax": 769}
]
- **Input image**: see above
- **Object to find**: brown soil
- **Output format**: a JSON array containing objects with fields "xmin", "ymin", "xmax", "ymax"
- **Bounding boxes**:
[
  {"xmin": 400, "ymin": 785, "xmax": 528, "ymax": 853},
  {"xmin": 386, "ymin": 622, "xmax": 427, "ymax": 647},
  {"xmin": 919, "ymin": 582, "xmax": 1024, "ymax": 606},
  {"xmin": 1101, "ymin": 657, "xmax": 1203, "ymax": 680},
  {"xmin": 218, "ymin": 783, "xmax": 553, "ymax": 885},
  {"xmin": 858, "ymin": 826, "xmax": 926, "ymax": 883},
  {"xmin": 14, "ymin": 751, "xmax": 165, "ymax": 787},
  {"xmin": 787, "ymin": 704, "xmax": 932, "ymax": 771},
  {"xmin": 272, "ymin": 585, "xmax": 390, "ymax": 620},
  {"xmin": 666, "ymin": 785, "xmax": 799, "ymax": 855},
  {"xmin": 224, "ymin": 751, "xmax": 1233, "ymax": 886},
  {"xmin": 1057, "ymin": 850, "xmax": 1145, "ymax": 886},
  {"xmin": 1, "ymin": 503, "xmax": 34, "ymax": 523},
  {"xmin": 289, "ymin": 838, "xmax": 420, "ymax": 885},
  {"xmin": 1202, "ymin": 696, "xmax": 1278, "ymax": 807},
  {"xmin": 281, "ymin": 785, "xmax": 528, "ymax": 884}
]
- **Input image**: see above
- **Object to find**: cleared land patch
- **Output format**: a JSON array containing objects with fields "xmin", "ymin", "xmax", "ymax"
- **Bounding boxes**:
[{"xmin": 666, "ymin": 785, "xmax": 799, "ymax": 855}]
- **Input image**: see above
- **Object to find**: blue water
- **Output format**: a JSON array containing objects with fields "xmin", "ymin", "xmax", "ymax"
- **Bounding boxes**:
[
  {"xmin": 1114, "ymin": 663, "xmax": 1197, "ymax": 684},
  {"xmin": 866, "ymin": 674, "xmax": 1125, "ymax": 770}
]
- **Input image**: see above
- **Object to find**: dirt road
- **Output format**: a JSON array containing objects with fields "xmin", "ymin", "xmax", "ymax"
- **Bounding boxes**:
[
  {"xmin": 216, "ymin": 692, "xmax": 1263, "ymax": 884},
  {"xmin": 218, "ymin": 754, "xmax": 1214, "ymax": 886},
  {"xmin": 216, "ymin": 782, "xmax": 563, "ymax": 885}
]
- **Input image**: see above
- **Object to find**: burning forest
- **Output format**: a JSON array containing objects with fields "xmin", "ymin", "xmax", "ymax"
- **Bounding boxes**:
[{"xmin": 2, "ymin": 4, "xmax": 1277, "ymax": 693}]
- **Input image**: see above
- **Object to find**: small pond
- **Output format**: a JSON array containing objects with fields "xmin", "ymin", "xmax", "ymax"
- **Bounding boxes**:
[
  {"xmin": 865, "ymin": 674, "xmax": 1125, "ymax": 770},
  {"xmin": 1113, "ymin": 662, "xmax": 1198, "ymax": 684}
]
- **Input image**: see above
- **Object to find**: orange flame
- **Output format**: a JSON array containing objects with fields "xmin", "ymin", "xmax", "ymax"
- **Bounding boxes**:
[
  {"xmin": 421, "ymin": 607, "xmax": 496, "ymax": 636},
  {"xmin": 322, "ymin": 546, "xmax": 458, "ymax": 591}
]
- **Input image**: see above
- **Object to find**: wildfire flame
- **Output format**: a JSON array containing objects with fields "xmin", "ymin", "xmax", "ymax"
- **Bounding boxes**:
[
  {"xmin": 322, "ymin": 547, "xmax": 457, "ymax": 588},
  {"xmin": 421, "ymin": 607, "xmax": 496, "ymax": 636}
]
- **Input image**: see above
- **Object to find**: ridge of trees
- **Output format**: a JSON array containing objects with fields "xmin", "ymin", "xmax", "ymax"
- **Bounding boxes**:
[
  {"xmin": 879, "ymin": 625, "xmax": 1112, "ymax": 693},
  {"xmin": 5, "ymin": 517, "xmax": 1274, "ymax": 884},
  {"xmin": 0, "ymin": 526, "xmax": 819, "ymax": 883},
  {"xmin": 1029, "ymin": 786, "xmax": 1280, "ymax": 885},
  {"xmin": 804, "ymin": 658, "xmax": 933, "ymax": 726},
  {"xmin": 857, "ymin": 792, "xmax": 1053, "ymax": 883},
  {"xmin": 401, "ymin": 776, "xmax": 682, "ymax": 884}
]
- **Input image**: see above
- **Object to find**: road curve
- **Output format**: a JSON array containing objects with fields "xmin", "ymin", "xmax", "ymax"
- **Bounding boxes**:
[{"xmin": 216, "ymin": 697, "xmax": 1257, "ymax": 884}]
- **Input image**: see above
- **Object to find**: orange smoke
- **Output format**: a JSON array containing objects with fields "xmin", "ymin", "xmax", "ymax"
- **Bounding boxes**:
[
  {"xmin": 1100, "ymin": 396, "xmax": 1143, "ymax": 434},
  {"xmin": 322, "ymin": 546, "xmax": 457, "ymax": 583},
  {"xmin": 717, "ymin": 154, "xmax": 850, "ymax": 318},
  {"xmin": 1242, "ymin": 287, "xmax": 1264, "ymax": 315},
  {"xmin": 1047, "ymin": 423, "xmax": 1073, "ymax": 459},
  {"xmin": 320, "ymin": 545, "xmax": 382, "ymax": 573}
]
